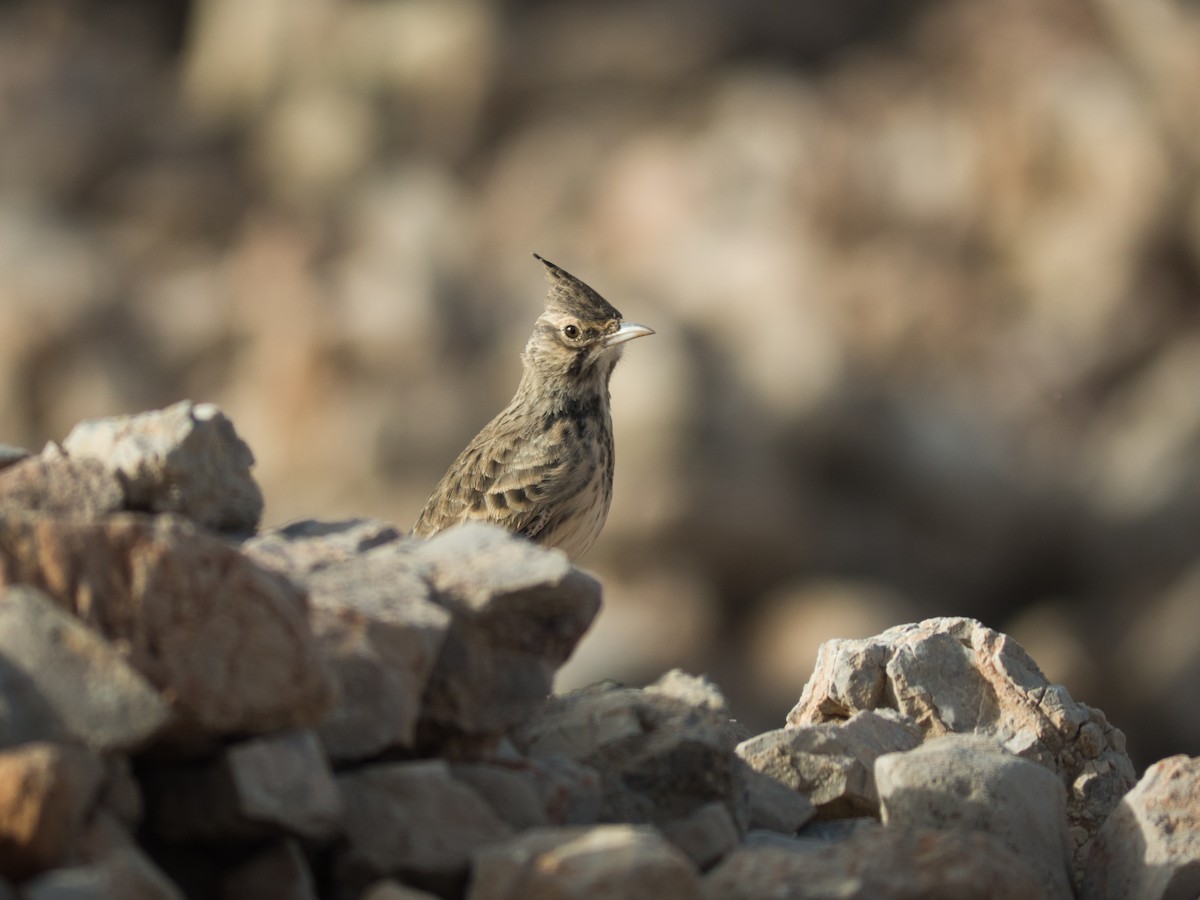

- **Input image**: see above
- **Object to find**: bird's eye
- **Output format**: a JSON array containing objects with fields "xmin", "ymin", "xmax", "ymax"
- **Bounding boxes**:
[{"xmin": 563, "ymin": 324, "xmax": 580, "ymax": 340}]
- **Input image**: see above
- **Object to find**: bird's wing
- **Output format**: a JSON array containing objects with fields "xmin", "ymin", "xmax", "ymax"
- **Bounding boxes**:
[{"xmin": 411, "ymin": 413, "xmax": 595, "ymax": 541}]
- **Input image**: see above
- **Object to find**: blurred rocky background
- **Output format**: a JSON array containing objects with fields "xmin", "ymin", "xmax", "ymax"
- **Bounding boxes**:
[{"xmin": 2, "ymin": 0, "xmax": 1200, "ymax": 767}]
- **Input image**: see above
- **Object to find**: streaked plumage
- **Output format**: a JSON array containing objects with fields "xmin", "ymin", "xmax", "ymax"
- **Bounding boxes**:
[{"xmin": 411, "ymin": 254, "xmax": 652, "ymax": 558}]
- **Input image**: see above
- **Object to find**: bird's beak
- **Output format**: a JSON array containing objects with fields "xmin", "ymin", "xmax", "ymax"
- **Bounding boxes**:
[{"xmin": 604, "ymin": 321, "xmax": 655, "ymax": 347}]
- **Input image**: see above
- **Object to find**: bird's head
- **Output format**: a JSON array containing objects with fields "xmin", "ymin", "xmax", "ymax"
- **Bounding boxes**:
[{"xmin": 522, "ymin": 254, "xmax": 654, "ymax": 388}]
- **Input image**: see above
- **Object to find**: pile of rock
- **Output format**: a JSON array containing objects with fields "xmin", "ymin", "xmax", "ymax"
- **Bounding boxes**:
[{"xmin": 0, "ymin": 403, "xmax": 1195, "ymax": 900}]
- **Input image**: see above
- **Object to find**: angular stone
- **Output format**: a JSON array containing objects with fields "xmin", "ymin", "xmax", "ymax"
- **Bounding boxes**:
[
  {"xmin": 468, "ymin": 825, "xmax": 702, "ymax": 900},
  {"xmin": 21, "ymin": 845, "xmax": 184, "ymax": 900},
  {"xmin": 876, "ymin": 734, "xmax": 1074, "ymax": 900},
  {"xmin": 738, "ymin": 763, "xmax": 816, "ymax": 834},
  {"xmin": 62, "ymin": 400, "xmax": 263, "ymax": 533},
  {"xmin": 0, "ymin": 446, "xmax": 28, "ymax": 472},
  {"xmin": 703, "ymin": 826, "xmax": 1051, "ymax": 900},
  {"xmin": 511, "ymin": 671, "xmax": 745, "ymax": 829},
  {"xmin": 148, "ymin": 730, "xmax": 342, "ymax": 843},
  {"xmin": 789, "ymin": 617, "xmax": 1135, "ymax": 865},
  {"xmin": 1081, "ymin": 754, "xmax": 1200, "ymax": 900},
  {"xmin": 662, "ymin": 801, "xmax": 740, "ymax": 870},
  {"xmin": 0, "ymin": 452, "xmax": 125, "ymax": 517},
  {"xmin": 335, "ymin": 760, "xmax": 514, "ymax": 897},
  {"xmin": 359, "ymin": 882, "xmax": 441, "ymax": 900},
  {"xmin": 738, "ymin": 709, "xmax": 921, "ymax": 819},
  {"xmin": 449, "ymin": 764, "xmax": 550, "ymax": 830},
  {"xmin": 0, "ymin": 586, "xmax": 171, "ymax": 752},
  {"xmin": 451, "ymin": 756, "xmax": 603, "ymax": 830},
  {"xmin": 0, "ymin": 743, "xmax": 103, "ymax": 879},
  {"xmin": 412, "ymin": 523, "xmax": 602, "ymax": 752},
  {"xmin": 252, "ymin": 522, "xmax": 599, "ymax": 760},
  {"xmin": 241, "ymin": 518, "xmax": 405, "ymax": 576},
  {"xmin": 304, "ymin": 546, "xmax": 450, "ymax": 762},
  {"xmin": 0, "ymin": 513, "xmax": 333, "ymax": 737},
  {"xmin": 220, "ymin": 840, "xmax": 317, "ymax": 900}
]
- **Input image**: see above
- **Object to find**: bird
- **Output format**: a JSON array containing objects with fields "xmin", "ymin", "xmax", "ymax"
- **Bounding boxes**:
[{"xmin": 411, "ymin": 254, "xmax": 653, "ymax": 559}]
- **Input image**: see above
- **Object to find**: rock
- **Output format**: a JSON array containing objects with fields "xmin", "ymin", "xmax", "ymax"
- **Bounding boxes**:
[
  {"xmin": 468, "ymin": 825, "xmax": 703, "ymax": 900},
  {"xmin": 97, "ymin": 757, "xmax": 143, "ymax": 829},
  {"xmin": 451, "ymin": 756, "xmax": 604, "ymax": 830},
  {"xmin": 0, "ymin": 446, "xmax": 28, "ymax": 472},
  {"xmin": 0, "ymin": 586, "xmax": 171, "ymax": 752},
  {"xmin": 789, "ymin": 617, "xmax": 1135, "ymax": 863},
  {"xmin": 335, "ymin": 759, "xmax": 514, "ymax": 897},
  {"xmin": 0, "ymin": 452, "xmax": 125, "ymax": 517},
  {"xmin": 252, "ymin": 521, "xmax": 600, "ymax": 760},
  {"xmin": 0, "ymin": 512, "xmax": 333, "ymax": 737},
  {"xmin": 359, "ymin": 882, "xmax": 441, "ymax": 900},
  {"xmin": 737, "ymin": 709, "xmax": 921, "ymax": 819},
  {"xmin": 449, "ymin": 763, "xmax": 551, "ymax": 830},
  {"xmin": 241, "ymin": 518, "xmax": 405, "ymax": 576},
  {"xmin": 738, "ymin": 763, "xmax": 817, "ymax": 834},
  {"xmin": 61, "ymin": 400, "xmax": 263, "ymax": 533},
  {"xmin": 661, "ymin": 801, "xmax": 740, "ymax": 870},
  {"xmin": 0, "ymin": 743, "xmax": 103, "ymax": 879},
  {"xmin": 875, "ymin": 734, "xmax": 1074, "ymax": 900},
  {"xmin": 510, "ymin": 671, "xmax": 746, "ymax": 829},
  {"xmin": 703, "ymin": 826, "xmax": 1051, "ymax": 900},
  {"xmin": 412, "ymin": 523, "xmax": 603, "ymax": 753},
  {"xmin": 302, "ymin": 543, "xmax": 451, "ymax": 762},
  {"xmin": 147, "ymin": 729, "xmax": 343, "ymax": 843},
  {"xmin": 1080, "ymin": 754, "xmax": 1200, "ymax": 900},
  {"xmin": 220, "ymin": 840, "xmax": 317, "ymax": 900},
  {"xmin": 21, "ymin": 845, "xmax": 184, "ymax": 900}
]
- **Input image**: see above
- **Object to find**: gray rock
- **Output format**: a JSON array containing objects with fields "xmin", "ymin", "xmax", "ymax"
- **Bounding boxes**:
[
  {"xmin": 335, "ymin": 759, "xmax": 514, "ymax": 897},
  {"xmin": 450, "ymin": 763, "xmax": 551, "ymax": 830},
  {"xmin": 703, "ymin": 826, "xmax": 1052, "ymax": 900},
  {"xmin": 252, "ymin": 521, "xmax": 600, "ymax": 760},
  {"xmin": 0, "ymin": 452, "xmax": 125, "ymax": 517},
  {"xmin": 523, "ymin": 756, "xmax": 604, "ymax": 826},
  {"xmin": 358, "ymin": 882, "xmax": 441, "ymax": 900},
  {"xmin": 789, "ymin": 617, "xmax": 1135, "ymax": 866},
  {"xmin": 220, "ymin": 840, "xmax": 318, "ymax": 900},
  {"xmin": 305, "ymin": 544, "xmax": 450, "ymax": 762},
  {"xmin": 412, "ymin": 523, "xmax": 602, "ymax": 753},
  {"xmin": 0, "ymin": 445, "xmax": 29, "ymax": 472},
  {"xmin": 97, "ymin": 756, "xmax": 143, "ymax": 829},
  {"xmin": 61, "ymin": 400, "xmax": 263, "ymax": 533},
  {"xmin": 0, "ymin": 586, "xmax": 171, "ymax": 752},
  {"xmin": 148, "ymin": 729, "xmax": 343, "ymax": 843},
  {"xmin": 1080, "ymin": 754, "xmax": 1200, "ymax": 900},
  {"xmin": 511, "ymin": 671, "xmax": 746, "ymax": 829},
  {"xmin": 241, "ymin": 518, "xmax": 405, "ymax": 577},
  {"xmin": 738, "ymin": 763, "xmax": 816, "ymax": 834},
  {"xmin": 738, "ymin": 709, "xmax": 920, "ymax": 819},
  {"xmin": 0, "ymin": 513, "xmax": 333, "ymax": 738},
  {"xmin": 875, "ymin": 734, "xmax": 1074, "ymax": 900},
  {"xmin": 0, "ymin": 743, "xmax": 104, "ymax": 879},
  {"xmin": 21, "ymin": 846, "xmax": 184, "ymax": 900},
  {"xmin": 451, "ymin": 757, "xmax": 603, "ymax": 829},
  {"xmin": 468, "ymin": 825, "xmax": 702, "ymax": 900},
  {"xmin": 662, "ymin": 801, "xmax": 740, "ymax": 870}
]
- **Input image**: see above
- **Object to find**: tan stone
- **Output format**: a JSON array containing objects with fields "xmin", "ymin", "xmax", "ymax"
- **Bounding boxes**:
[
  {"xmin": 703, "ymin": 826, "xmax": 1051, "ymax": 900},
  {"xmin": 789, "ymin": 617, "xmax": 1135, "ymax": 866},
  {"xmin": 0, "ymin": 586, "xmax": 171, "ymax": 752},
  {"xmin": 0, "ymin": 513, "xmax": 332, "ymax": 737},
  {"xmin": 469, "ymin": 825, "xmax": 702, "ymax": 900},
  {"xmin": 1081, "ymin": 754, "xmax": 1200, "ymax": 900},
  {"xmin": 0, "ymin": 743, "xmax": 103, "ymax": 879}
]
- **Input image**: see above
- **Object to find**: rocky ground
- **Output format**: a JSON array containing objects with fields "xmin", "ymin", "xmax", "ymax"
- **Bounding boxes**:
[
  {"xmin": 0, "ymin": 403, "xmax": 1197, "ymax": 899},
  {"xmin": 4, "ymin": 0, "xmax": 1200, "ymax": 768}
]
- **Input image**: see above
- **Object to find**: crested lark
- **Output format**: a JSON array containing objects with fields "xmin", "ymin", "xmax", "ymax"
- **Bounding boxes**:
[{"xmin": 412, "ymin": 254, "xmax": 653, "ymax": 559}]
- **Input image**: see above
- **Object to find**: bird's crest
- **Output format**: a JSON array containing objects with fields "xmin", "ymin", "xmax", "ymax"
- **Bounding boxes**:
[{"xmin": 533, "ymin": 253, "xmax": 622, "ymax": 321}]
